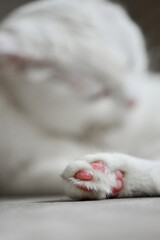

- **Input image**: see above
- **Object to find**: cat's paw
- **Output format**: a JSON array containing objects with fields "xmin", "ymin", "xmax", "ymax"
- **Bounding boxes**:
[{"xmin": 61, "ymin": 153, "xmax": 124, "ymax": 200}]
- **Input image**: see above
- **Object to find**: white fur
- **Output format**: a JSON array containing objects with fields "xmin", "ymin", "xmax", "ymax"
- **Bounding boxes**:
[{"xmin": 0, "ymin": 0, "xmax": 160, "ymax": 199}]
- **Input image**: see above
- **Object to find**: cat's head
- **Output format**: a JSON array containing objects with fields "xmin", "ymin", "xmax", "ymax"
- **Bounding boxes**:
[{"xmin": 0, "ymin": 0, "xmax": 148, "ymax": 136}]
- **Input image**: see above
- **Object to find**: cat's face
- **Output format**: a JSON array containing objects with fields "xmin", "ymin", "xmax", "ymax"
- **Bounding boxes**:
[
  {"xmin": 0, "ymin": 0, "xmax": 147, "ymax": 136},
  {"xmin": 0, "ymin": 51, "xmax": 126, "ymax": 136}
]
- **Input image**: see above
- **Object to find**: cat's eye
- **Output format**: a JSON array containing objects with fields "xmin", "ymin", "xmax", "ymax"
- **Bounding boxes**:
[{"xmin": 90, "ymin": 88, "xmax": 111, "ymax": 101}]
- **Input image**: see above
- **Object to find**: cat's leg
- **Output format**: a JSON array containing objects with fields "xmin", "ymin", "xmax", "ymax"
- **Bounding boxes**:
[
  {"xmin": 0, "ymin": 156, "xmax": 68, "ymax": 195},
  {"xmin": 62, "ymin": 153, "xmax": 160, "ymax": 200}
]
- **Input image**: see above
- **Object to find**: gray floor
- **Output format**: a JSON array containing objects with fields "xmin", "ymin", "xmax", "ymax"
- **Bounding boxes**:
[{"xmin": 0, "ymin": 197, "xmax": 160, "ymax": 240}]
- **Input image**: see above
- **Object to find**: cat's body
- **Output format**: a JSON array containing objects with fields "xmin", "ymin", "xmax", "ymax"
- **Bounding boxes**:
[{"xmin": 0, "ymin": 0, "xmax": 160, "ymax": 199}]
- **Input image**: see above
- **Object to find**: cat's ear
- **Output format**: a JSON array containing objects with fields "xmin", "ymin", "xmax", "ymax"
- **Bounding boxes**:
[
  {"xmin": 0, "ymin": 33, "xmax": 46, "ymax": 71},
  {"xmin": 1, "ymin": 53, "xmax": 47, "ymax": 71}
]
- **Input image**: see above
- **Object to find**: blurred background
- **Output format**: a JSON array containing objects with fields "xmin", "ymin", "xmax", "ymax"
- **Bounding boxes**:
[{"xmin": 0, "ymin": 0, "xmax": 160, "ymax": 70}]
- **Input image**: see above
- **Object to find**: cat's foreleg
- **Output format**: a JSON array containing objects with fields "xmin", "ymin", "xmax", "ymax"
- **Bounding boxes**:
[
  {"xmin": 62, "ymin": 153, "xmax": 160, "ymax": 200},
  {"xmin": 1, "ymin": 157, "xmax": 67, "ymax": 195}
]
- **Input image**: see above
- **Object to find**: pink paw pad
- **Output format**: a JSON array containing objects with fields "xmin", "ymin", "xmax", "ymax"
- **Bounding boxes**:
[
  {"xmin": 74, "ymin": 170, "xmax": 93, "ymax": 191},
  {"xmin": 112, "ymin": 170, "xmax": 124, "ymax": 196},
  {"xmin": 90, "ymin": 160, "xmax": 106, "ymax": 172},
  {"xmin": 74, "ymin": 160, "xmax": 124, "ymax": 195},
  {"xmin": 75, "ymin": 170, "xmax": 93, "ymax": 181},
  {"xmin": 75, "ymin": 160, "xmax": 106, "ymax": 181},
  {"xmin": 75, "ymin": 160, "xmax": 106, "ymax": 191}
]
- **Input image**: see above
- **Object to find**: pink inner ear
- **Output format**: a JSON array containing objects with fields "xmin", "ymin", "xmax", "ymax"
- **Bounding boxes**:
[
  {"xmin": 5, "ymin": 54, "xmax": 25, "ymax": 64},
  {"xmin": 2, "ymin": 53, "xmax": 49, "ymax": 71},
  {"xmin": 0, "ymin": 32, "xmax": 45, "ymax": 70},
  {"xmin": 0, "ymin": 33, "xmax": 26, "ymax": 69},
  {"xmin": 3, "ymin": 54, "xmax": 32, "ymax": 71},
  {"xmin": 4, "ymin": 54, "xmax": 38, "ymax": 66}
]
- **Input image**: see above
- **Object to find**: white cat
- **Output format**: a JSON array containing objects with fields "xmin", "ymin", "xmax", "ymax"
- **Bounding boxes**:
[{"xmin": 0, "ymin": 0, "xmax": 160, "ymax": 199}]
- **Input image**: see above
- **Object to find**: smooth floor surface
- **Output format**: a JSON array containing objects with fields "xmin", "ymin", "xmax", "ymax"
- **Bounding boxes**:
[{"xmin": 0, "ymin": 196, "xmax": 160, "ymax": 240}]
